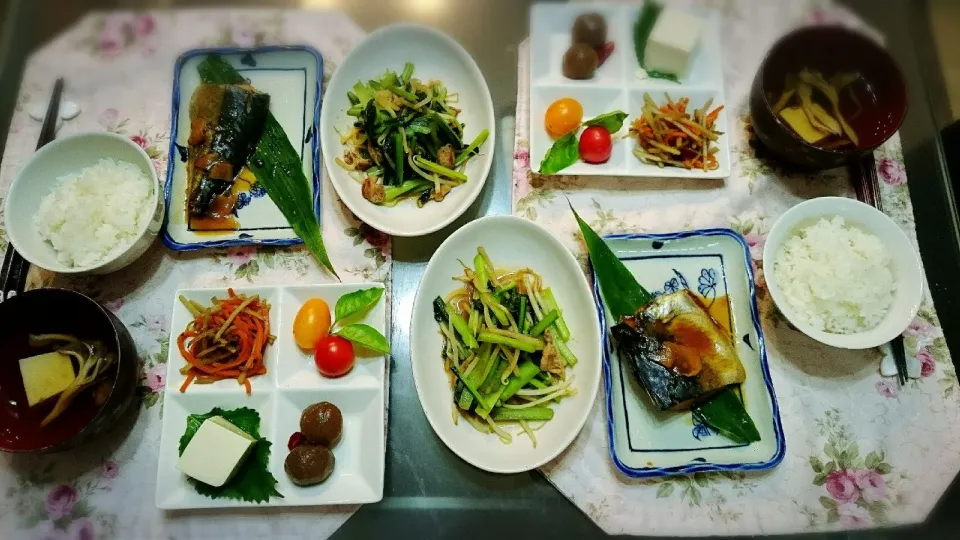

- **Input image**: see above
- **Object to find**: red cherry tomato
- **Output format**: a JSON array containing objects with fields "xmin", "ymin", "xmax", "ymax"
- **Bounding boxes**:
[
  {"xmin": 288, "ymin": 431, "xmax": 306, "ymax": 450},
  {"xmin": 314, "ymin": 335, "xmax": 355, "ymax": 378},
  {"xmin": 596, "ymin": 42, "xmax": 615, "ymax": 67},
  {"xmin": 579, "ymin": 125, "xmax": 612, "ymax": 164}
]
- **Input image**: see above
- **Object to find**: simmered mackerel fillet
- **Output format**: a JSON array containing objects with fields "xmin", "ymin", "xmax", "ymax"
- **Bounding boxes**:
[
  {"xmin": 611, "ymin": 290, "xmax": 745, "ymax": 411},
  {"xmin": 186, "ymin": 83, "xmax": 270, "ymax": 225}
]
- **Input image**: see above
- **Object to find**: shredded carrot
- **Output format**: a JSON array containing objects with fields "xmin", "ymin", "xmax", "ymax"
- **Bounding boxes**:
[
  {"xmin": 630, "ymin": 93, "xmax": 723, "ymax": 171},
  {"xmin": 179, "ymin": 371, "xmax": 196, "ymax": 393},
  {"xmin": 176, "ymin": 292, "xmax": 273, "ymax": 393}
]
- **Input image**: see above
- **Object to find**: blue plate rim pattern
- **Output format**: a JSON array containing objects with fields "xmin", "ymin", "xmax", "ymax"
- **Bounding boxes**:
[
  {"xmin": 591, "ymin": 228, "xmax": 786, "ymax": 478},
  {"xmin": 160, "ymin": 45, "xmax": 324, "ymax": 251}
]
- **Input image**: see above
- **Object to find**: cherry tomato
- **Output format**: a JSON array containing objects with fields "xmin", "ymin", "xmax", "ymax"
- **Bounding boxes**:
[
  {"xmin": 578, "ymin": 125, "xmax": 612, "ymax": 164},
  {"xmin": 596, "ymin": 42, "xmax": 615, "ymax": 67},
  {"xmin": 293, "ymin": 298, "xmax": 332, "ymax": 350},
  {"xmin": 314, "ymin": 335, "xmax": 355, "ymax": 378},
  {"xmin": 544, "ymin": 98, "xmax": 583, "ymax": 139}
]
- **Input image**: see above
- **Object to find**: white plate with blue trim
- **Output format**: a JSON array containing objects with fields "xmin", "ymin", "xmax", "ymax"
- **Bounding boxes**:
[
  {"xmin": 593, "ymin": 229, "xmax": 784, "ymax": 477},
  {"xmin": 529, "ymin": 3, "xmax": 730, "ymax": 178},
  {"xmin": 162, "ymin": 46, "xmax": 322, "ymax": 250}
]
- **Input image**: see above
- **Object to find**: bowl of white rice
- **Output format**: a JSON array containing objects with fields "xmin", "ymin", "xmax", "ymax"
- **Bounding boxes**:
[
  {"xmin": 4, "ymin": 132, "xmax": 163, "ymax": 275},
  {"xmin": 763, "ymin": 197, "xmax": 923, "ymax": 349}
]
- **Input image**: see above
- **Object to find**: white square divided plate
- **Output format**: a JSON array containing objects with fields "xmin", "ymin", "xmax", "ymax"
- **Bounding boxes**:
[
  {"xmin": 162, "ymin": 46, "xmax": 322, "ymax": 250},
  {"xmin": 529, "ymin": 3, "xmax": 730, "ymax": 178},
  {"xmin": 155, "ymin": 284, "xmax": 386, "ymax": 509},
  {"xmin": 592, "ymin": 230, "xmax": 784, "ymax": 477}
]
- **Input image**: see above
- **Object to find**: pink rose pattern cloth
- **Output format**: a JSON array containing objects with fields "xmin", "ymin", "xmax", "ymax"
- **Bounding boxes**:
[
  {"xmin": 0, "ymin": 10, "xmax": 385, "ymax": 540},
  {"xmin": 513, "ymin": 0, "xmax": 960, "ymax": 536}
]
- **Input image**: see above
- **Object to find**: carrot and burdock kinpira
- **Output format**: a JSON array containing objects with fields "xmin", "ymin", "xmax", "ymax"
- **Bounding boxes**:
[
  {"xmin": 177, "ymin": 289, "xmax": 275, "ymax": 395},
  {"xmin": 630, "ymin": 92, "xmax": 724, "ymax": 171}
]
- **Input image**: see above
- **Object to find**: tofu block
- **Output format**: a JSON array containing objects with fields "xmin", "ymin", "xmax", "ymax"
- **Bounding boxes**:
[
  {"xmin": 19, "ymin": 351, "xmax": 76, "ymax": 407},
  {"xmin": 177, "ymin": 416, "xmax": 257, "ymax": 487},
  {"xmin": 644, "ymin": 8, "xmax": 705, "ymax": 78}
]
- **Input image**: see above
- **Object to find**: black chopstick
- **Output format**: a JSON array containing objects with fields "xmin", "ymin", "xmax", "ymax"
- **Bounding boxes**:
[
  {"xmin": 849, "ymin": 154, "xmax": 908, "ymax": 385},
  {"xmin": 0, "ymin": 77, "xmax": 65, "ymax": 301},
  {"xmin": 37, "ymin": 78, "xmax": 64, "ymax": 150}
]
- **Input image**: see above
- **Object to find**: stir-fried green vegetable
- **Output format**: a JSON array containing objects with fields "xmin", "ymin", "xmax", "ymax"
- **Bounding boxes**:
[
  {"xmin": 434, "ymin": 248, "xmax": 577, "ymax": 447},
  {"xmin": 337, "ymin": 63, "xmax": 489, "ymax": 207}
]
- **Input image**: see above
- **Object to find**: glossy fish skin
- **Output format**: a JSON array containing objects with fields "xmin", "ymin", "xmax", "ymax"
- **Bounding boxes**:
[
  {"xmin": 611, "ymin": 290, "xmax": 746, "ymax": 411},
  {"xmin": 187, "ymin": 84, "xmax": 270, "ymax": 218},
  {"xmin": 211, "ymin": 86, "xmax": 270, "ymax": 172},
  {"xmin": 611, "ymin": 323, "xmax": 700, "ymax": 410}
]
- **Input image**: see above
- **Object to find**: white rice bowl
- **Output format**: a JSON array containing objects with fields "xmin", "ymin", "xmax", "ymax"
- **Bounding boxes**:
[
  {"xmin": 34, "ymin": 158, "xmax": 153, "ymax": 268},
  {"xmin": 772, "ymin": 216, "xmax": 895, "ymax": 334}
]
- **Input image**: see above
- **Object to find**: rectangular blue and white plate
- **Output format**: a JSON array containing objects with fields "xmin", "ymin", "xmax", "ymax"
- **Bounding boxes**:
[
  {"xmin": 592, "ymin": 229, "xmax": 785, "ymax": 478},
  {"xmin": 162, "ymin": 46, "xmax": 322, "ymax": 250}
]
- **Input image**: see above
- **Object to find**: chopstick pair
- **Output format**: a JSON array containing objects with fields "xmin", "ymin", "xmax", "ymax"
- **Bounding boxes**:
[
  {"xmin": 0, "ymin": 77, "xmax": 64, "ymax": 302},
  {"xmin": 849, "ymin": 154, "xmax": 907, "ymax": 385}
]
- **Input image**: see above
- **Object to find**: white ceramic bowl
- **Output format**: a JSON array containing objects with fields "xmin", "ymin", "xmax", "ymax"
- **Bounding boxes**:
[
  {"xmin": 4, "ymin": 132, "xmax": 163, "ymax": 275},
  {"xmin": 762, "ymin": 197, "xmax": 923, "ymax": 349},
  {"xmin": 410, "ymin": 216, "xmax": 602, "ymax": 473},
  {"xmin": 320, "ymin": 24, "xmax": 495, "ymax": 237}
]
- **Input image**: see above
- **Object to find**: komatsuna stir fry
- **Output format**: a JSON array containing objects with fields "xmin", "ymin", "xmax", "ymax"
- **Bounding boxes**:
[
  {"xmin": 336, "ymin": 63, "xmax": 489, "ymax": 208},
  {"xmin": 434, "ymin": 247, "xmax": 578, "ymax": 447}
]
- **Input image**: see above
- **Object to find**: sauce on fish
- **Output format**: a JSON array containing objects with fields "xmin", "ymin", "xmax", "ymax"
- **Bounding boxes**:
[
  {"xmin": 660, "ymin": 294, "xmax": 733, "ymax": 377},
  {"xmin": 706, "ymin": 295, "xmax": 731, "ymax": 334},
  {"xmin": 188, "ymin": 169, "xmax": 257, "ymax": 231}
]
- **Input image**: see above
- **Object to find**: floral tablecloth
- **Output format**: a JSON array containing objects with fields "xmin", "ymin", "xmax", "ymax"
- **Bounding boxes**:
[
  {"xmin": 0, "ymin": 10, "xmax": 389, "ymax": 540},
  {"xmin": 514, "ymin": 0, "xmax": 960, "ymax": 535}
]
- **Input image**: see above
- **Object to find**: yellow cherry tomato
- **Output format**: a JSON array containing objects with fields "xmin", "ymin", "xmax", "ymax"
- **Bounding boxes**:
[
  {"xmin": 544, "ymin": 98, "xmax": 583, "ymax": 139},
  {"xmin": 293, "ymin": 298, "xmax": 332, "ymax": 350}
]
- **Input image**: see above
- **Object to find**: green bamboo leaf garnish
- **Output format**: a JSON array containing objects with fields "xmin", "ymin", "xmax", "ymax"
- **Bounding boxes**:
[
  {"xmin": 693, "ymin": 390, "xmax": 761, "ymax": 444},
  {"xmin": 571, "ymin": 203, "xmax": 652, "ymax": 319}
]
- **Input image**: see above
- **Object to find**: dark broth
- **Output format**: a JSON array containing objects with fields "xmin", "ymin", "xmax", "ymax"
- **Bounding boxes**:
[
  {"xmin": 0, "ymin": 334, "xmax": 111, "ymax": 451},
  {"xmin": 761, "ymin": 26, "xmax": 906, "ymax": 152}
]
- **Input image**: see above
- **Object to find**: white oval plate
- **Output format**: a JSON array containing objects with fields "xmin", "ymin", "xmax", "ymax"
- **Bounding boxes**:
[
  {"xmin": 320, "ymin": 24, "xmax": 495, "ymax": 237},
  {"xmin": 410, "ymin": 216, "xmax": 602, "ymax": 473}
]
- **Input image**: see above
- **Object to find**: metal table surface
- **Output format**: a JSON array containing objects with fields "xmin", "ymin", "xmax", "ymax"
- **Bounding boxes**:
[{"xmin": 1, "ymin": 1, "xmax": 959, "ymax": 539}]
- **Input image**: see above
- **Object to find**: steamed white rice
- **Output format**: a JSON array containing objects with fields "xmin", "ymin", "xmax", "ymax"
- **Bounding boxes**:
[
  {"xmin": 34, "ymin": 158, "xmax": 153, "ymax": 268},
  {"xmin": 773, "ymin": 216, "xmax": 895, "ymax": 334}
]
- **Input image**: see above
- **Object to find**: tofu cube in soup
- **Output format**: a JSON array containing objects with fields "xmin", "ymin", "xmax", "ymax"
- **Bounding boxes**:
[{"xmin": 19, "ymin": 352, "xmax": 76, "ymax": 407}]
